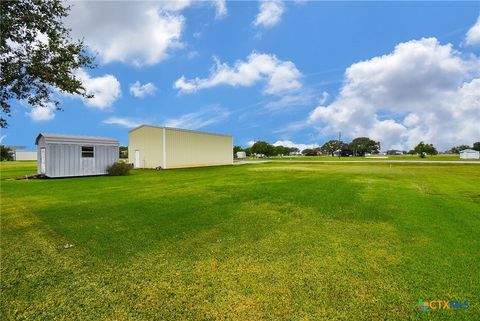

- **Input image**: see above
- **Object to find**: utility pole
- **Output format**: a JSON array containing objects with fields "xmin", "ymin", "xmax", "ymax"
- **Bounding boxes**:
[{"xmin": 338, "ymin": 131, "xmax": 341, "ymax": 158}]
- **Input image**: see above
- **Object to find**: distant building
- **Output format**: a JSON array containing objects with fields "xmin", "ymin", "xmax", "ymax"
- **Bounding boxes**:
[
  {"xmin": 36, "ymin": 133, "xmax": 119, "ymax": 178},
  {"xmin": 459, "ymin": 149, "xmax": 480, "ymax": 159},
  {"xmin": 14, "ymin": 151, "xmax": 37, "ymax": 161},
  {"xmin": 236, "ymin": 151, "xmax": 246, "ymax": 159}
]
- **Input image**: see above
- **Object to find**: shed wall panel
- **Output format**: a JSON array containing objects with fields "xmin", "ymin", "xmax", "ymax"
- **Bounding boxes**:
[{"xmin": 39, "ymin": 143, "xmax": 118, "ymax": 177}]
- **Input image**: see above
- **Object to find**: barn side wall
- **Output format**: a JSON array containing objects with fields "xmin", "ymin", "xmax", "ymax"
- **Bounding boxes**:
[
  {"xmin": 128, "ymin": 126, "xmax": 164, "ymax": 168},
  {"xmin": 165, "ymin": 128, "xmax": 233, "ymax": 169}
]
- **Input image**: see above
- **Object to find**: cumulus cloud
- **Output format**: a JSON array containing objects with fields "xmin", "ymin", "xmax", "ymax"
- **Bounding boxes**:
[
  {"xmin": 308, "ymin": 38, "xmax": 480, "ymax": 150},
  {"xmin": 273, "ymin": 140, "xmax": 318, "ymax": 151},
  {"xmin": 26, "ymin": 104, "xmax": 56, "ymax": 122},
  {"xmin": 129, "ymin": 81, "xmax": 157, "ymax": 98},
  {"xmin": 103, "ymin": 117, "xmax": 142, "ymax": 129},
  {"xmin": 76, "ymin": 70, "xmax": 121, "ymax": 109},
  {"xmin": 66, "ymin": 1, "xmax": 228, "ymax": 66},
  {"xmin": 465, "ymin": 17, "xmax": 480, "ymax": 46},
  {"xmin": 165, "ymin": 107, "xmax": 230, "ymax": 130},
  {"xmin": 67, "ymin": 2, "xmax": 186, "ymax": 66},
  {"xmin": 175, "ymin": 52, "xmax": 302, "ymax": 95},
  {"xmin": 253, "ymin": 0, "xmax": 285, "ymax": 28}
]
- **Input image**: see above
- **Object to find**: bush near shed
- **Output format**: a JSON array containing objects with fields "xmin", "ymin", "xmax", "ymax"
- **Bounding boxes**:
[{"xmin": 106, "ymin": 162, "xmax": 131, "ymax": 176}]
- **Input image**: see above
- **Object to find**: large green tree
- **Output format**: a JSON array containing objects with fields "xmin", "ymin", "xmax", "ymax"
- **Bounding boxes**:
[
  {"xmin": 250, "ymin": 141, "xmax": 274, "ymax": 157},
  {"xmin": 321, "ymin": 140, "xmax": 343, "ymax": 156},
  {"xmin": 0, "ymin": 0, "xmax": 95, "ymax": 127},
  {"xmin": 413, "ymin": 141, "xmax": 438, "ymax": 157},
  {"xmin": 349, "ymin": 137, "xmax": 380, "ymax": 156}
]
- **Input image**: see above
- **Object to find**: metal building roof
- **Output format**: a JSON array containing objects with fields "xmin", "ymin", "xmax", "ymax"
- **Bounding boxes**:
[
  {"xmin": 35, "ymin": 133, "xmax": 119, "ymax": 146},
  {"xmin": 128, "ymin": 124, "xmax": 232, "ymax": 138}
]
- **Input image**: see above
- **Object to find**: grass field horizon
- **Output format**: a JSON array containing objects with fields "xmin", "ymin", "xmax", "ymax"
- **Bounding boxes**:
[
  {"xmin": 245, "ymin": 154, "xmax": 480, "ymax": 162},
  {"xmin": 1, "ymin": 161, "xmax": 479, "ymax": 320}
]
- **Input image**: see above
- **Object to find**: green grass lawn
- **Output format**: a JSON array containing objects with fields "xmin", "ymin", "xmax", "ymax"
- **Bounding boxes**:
[{"xmin": 1, "ymin": 161, "xmax": 479, "ymax": 320}]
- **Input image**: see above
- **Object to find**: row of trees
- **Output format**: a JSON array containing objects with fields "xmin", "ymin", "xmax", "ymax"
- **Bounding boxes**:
[
  {"xmin": 448, "ymin": 142, "xmax": 480, "ymax": 153},
  {"xmin": 235, "ymin": 139, "xmax": 480, "ymax": 158},
  {"xmin": 234, "ymin": 143, "xmax": 300, "ymax": 157},
  {"xmin": 234, "ymin": 137, "xmax": 381, "ymax": 157}
]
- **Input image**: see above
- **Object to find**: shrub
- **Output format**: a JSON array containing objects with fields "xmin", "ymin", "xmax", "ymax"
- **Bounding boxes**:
[{"xmin": 106, "ymin": 162, "xmax": 131, "ymax": 176}]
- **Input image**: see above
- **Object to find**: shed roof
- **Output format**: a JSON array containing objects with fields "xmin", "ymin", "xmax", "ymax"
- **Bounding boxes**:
[
  {"xmin": 460, "ymin": 149, "xmax": 479, "ymax": 153},
  {"xmin": 35, "ymin": 133, "xmax": 119, "ymax": 146}
]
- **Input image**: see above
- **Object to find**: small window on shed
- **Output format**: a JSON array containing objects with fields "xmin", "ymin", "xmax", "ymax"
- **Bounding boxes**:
[{"xmin": 81, "ymin": 146, "xmax": 94, "ymax": 158}]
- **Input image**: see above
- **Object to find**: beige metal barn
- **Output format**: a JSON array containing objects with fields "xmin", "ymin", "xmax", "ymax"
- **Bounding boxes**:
[{"xmin": 128, "ymin": 125, "xmax": 233, "ymax": 169}]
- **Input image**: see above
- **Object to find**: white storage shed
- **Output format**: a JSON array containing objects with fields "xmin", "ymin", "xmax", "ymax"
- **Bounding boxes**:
[
  {"xmin": 236, "ymin": 151, "xmax": 247, "ymax": 159},
  {"xmin": 35, "ymin": 133, "xmax": 119, "ymax": 178},
  {"xmin": 459, "ymin": 149, "xmax": 480, "ymax": 159}
]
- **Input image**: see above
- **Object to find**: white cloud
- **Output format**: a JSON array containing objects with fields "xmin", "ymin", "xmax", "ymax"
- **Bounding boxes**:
[
  {"xmin": 253, "ymin": 0, "xmax": 285, "ymax": 28},
  {"xmin": 273, "ymin": 140, "xmax": 318, "ymax": 151},
  {"xmin": 129, "ymin": 81, "xmax": 157, "ymax": 98},
  {"xmin": 76, "ymin": 70, "xmax": 121, "ymax": 109},
  {"xmin": 264, "ymin": 92, "xmax": 314, "ymax": 110},
  {"xmin": 214, "ymin": 0, "xmax": 227, "ymax": 19},
  {"xmin": 103, "ymin": 117, "xmax": 142, "ymax": 129},
  {"xmin": 165, "ymin": 107, "xmax": 230, "ymax": 130},
  {"xmin": 465, "ymin": 17, "xmax": 480, "ymax": 46},
  {"xmin": 319, "ymin": 91, "xmax": 329, "ymax": 105},
  {"xmin": 67, "ymin": 2, "xmax": 186, "ymax": 66},
  {"xmin": 274, "ymin": 120, "xmax": 310, "ymax": 134},
  {"xmin": 26, "ymin": 104, "xmax": 56, "ymax": 122},
  {"xmin": 0, "ymin": 135, "xmax": 6, "ymax": 144},
  {"xmin": 66, "ymin": 1, "xmax": 227, "ymax": 66},
  {"xmin": 308, "ymin": 38, "xmax": 480, "ymax": 150},
  {"xmin": 175, "ymin": 52, "xmax": 302, "ymax": 95}
]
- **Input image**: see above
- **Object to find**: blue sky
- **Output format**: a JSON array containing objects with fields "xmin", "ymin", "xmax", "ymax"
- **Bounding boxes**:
[{"xmin": 2, "ymin": 1, "xmax": 480, "ymax": 151}]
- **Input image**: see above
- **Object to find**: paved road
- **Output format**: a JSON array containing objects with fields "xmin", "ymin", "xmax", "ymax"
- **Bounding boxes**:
[{"xmin": 234, "ymin": 160, "xmax": 480, "ymax": 165}]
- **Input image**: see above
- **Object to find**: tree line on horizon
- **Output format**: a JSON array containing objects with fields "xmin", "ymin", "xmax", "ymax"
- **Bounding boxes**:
[{"xmin": 233, "ymin": 139, "xmax": 480, "ymax": 158}]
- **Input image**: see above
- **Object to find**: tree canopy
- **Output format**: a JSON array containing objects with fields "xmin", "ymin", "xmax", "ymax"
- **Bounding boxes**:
[
  {"xmin": 449, "ymin": 145, "xmax": 471, "ymax": 154},
  {"xmin": 0, "ymin": 0, "xmax": 95, "ymax": 127},
  {"xmin": 349, "ymin": 137, "xmax": 380, "ymax": 156},
  {"xmin": 0, "ymin": 145, "xmax": 14, "ymax": 161},
  {"xmin": 413, "ymin": 141, "xmax": 438, "ymax": 157},
  {"xmin": 473, "ymin": 142, "xmax": 480, "ymax": 151},
  {"xmin": 250, "ymin": 141, "xmax": 274, "ymax": 156}
]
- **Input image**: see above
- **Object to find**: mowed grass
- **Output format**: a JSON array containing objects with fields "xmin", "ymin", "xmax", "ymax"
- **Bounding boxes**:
[{"xmin": 1, "ymin": 161, "xmax": 479, "ymax": 320}]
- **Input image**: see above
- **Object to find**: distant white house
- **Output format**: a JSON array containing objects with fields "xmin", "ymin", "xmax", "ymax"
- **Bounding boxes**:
[
  {"xmin": 459, "ymin": 149, "xmax": 480, "ymax": 159},
  {"xmin": 236, "ymin": 151, "xmax": 246, "ymax": 159},
  {"xmin": 14, "ymin": 151, "xmax": 37, "ymax": 161}
]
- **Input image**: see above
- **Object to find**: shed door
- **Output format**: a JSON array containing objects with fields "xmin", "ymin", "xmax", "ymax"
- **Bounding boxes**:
[
  {"xmin": 81, "ymin": 146, "xmax": 95, "ymax": 175},
  {"xmin": 40, "ymin": 147, "xmax": 46, "ymax": 174},
  {"xmin": 134, "ymin": 150, "xmax": 140, "ymax": 168}
]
